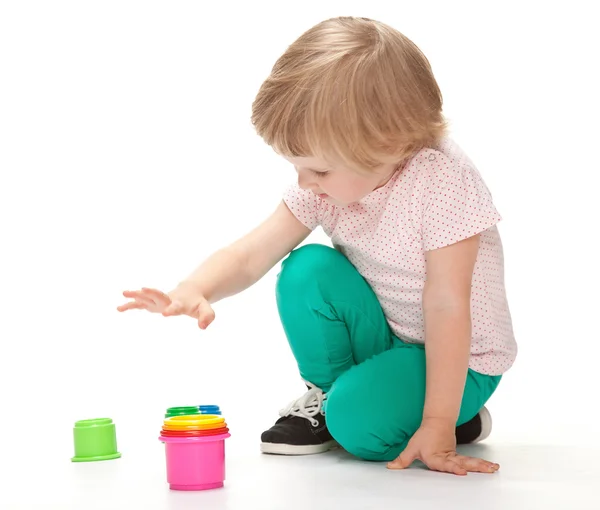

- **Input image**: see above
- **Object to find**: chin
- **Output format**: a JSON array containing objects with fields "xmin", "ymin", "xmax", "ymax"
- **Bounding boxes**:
[
  {"xmin": 318, "ymin": 192, "xmax": 361, "ymax": 206},
  {"xmin": 327, "ymin": 197, "xmax": 353, "ymax": 206}
]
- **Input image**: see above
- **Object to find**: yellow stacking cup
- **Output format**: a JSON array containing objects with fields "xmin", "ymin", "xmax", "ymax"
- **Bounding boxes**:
[{"xmin": 163, "ymin": 415, "xmax": 226, "ymax": 431}]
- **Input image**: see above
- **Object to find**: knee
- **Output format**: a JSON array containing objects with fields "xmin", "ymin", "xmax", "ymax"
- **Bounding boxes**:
[
  {"xmin": 325, "ymin": 382, "xmax": 402, "ymax": 462},
  {"xmin": 276, "ymin": 244, "xmax": 345, "ymax": 294}
]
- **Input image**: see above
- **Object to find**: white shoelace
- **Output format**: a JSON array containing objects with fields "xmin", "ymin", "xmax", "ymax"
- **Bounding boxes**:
[{"xmin": 279, "ymin": 382, "xmax": 326, "ymax": 428}]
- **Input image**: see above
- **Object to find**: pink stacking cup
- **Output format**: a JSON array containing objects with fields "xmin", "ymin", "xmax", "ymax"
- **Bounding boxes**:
[{"xmin": 159, "ymin": 432, "xmax": 231, "ymax": 491}]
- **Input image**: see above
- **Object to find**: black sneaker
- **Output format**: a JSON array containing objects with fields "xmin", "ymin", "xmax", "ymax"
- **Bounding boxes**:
[
  {"xmin": 260, "ymin": 383, "xmax": 338, "ymax": 455},
  {"xmin": 455, "ymin": 406, "xmax": 493, "ymax": 444}
]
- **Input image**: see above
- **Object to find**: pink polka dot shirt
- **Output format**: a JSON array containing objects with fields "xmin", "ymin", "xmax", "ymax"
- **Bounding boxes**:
[{"xmin": 283, "ymin": 138, "xmax": 517, "ymax": 376}]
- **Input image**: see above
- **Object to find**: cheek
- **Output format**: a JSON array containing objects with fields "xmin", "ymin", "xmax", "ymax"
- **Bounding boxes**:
[
  {"xmin": 343, "ymin": 176, "xmax": 376, "ymax": 198},
  {"xmin": 323, "ymin": 174, "xmax": 378, "ymax": 203}
]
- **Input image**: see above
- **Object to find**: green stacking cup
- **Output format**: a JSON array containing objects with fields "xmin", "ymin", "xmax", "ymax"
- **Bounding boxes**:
[
  {"xmin": 71, "ymin": 418, "xmax": 121, "ymax": 462},
  {"xmin": 165, "ymin": 406, "xmax": 201, "ymax": 418}
]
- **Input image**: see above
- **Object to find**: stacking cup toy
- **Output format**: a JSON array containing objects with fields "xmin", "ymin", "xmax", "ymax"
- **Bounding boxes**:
[
  {"xmin": 165, "ymin": 405, "xmax": 222, "ymax": 417},
  {"xmin": 165, "ymin": 406, "xmax": 201, "ymax": 418},
  {"xmin": 71, "ymin": 418, "xmax": 121, "ymax": 462},
  {"xmin": 198, "ymin": 405, "xmax": 221, "ymax": 415},
  {"xmin": 159, "ymin": 414, "xmax": 230, "ymax": 491}
]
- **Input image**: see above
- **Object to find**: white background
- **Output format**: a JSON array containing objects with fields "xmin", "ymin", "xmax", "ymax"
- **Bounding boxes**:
[{"xmin": 1, "ymin": 1, "xmax": 599, "ymax": 509}]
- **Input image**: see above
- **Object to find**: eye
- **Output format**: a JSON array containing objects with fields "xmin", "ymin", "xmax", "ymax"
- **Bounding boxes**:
[{"xmin": 309, "ymin": 169, "xmax": 329, "ymax": 178}]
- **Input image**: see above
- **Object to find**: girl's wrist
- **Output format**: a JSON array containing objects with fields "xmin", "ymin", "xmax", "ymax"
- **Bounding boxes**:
[
  {"xmin": 421, "ymin": 415, "xmax": 456, "ymax": 430},
  {"xmin": 170, "ymin": 280, "xmax": 209, "ymax": 300}
]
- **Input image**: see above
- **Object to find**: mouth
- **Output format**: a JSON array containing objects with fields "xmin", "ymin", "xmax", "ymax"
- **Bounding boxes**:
[{"xmin": 317, "ymin": 193, "xmax": 328, "ymax": 199}]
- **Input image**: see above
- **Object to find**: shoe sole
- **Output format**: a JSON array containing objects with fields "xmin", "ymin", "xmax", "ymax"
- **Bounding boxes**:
[
  {"xmin": 473, "ymin": 406, "xmax": 492, "ymax": 443},
  {"xmin": 260, "ymin": 440, "xmax": 338, "ymax": 456}
]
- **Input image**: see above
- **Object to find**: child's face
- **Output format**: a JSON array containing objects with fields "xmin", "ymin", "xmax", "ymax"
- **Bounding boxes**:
[{"xmin": 285, "ymin": 155, "xmax": 398, "ymax": 206}]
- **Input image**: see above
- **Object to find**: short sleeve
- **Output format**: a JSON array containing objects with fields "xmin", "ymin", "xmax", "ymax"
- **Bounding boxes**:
[
  {"xmin": 283, "ymin": 183, "xmax": 325, "ymax": 230},
  {"xmin": 422, "ymin": 158, "xmax": 502, "ymax": 251}
]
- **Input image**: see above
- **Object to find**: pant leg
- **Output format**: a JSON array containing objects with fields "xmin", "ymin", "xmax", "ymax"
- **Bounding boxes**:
[
  {"xmin": 325, "ymin": 340, "xmax": 501, "ymax": 461},
  {"xmin": 276, "ymin": 244, "xmax": 393, "ymax": 392}
]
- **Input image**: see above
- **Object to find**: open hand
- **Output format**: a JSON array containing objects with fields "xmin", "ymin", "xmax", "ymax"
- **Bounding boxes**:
[
  {"xmin": 387, "ymin": 419, "xmax": 499, "ymax": 476},
  {"xmin": 117, "ymin": 283, "xmax": 215, "ymax": 329}
]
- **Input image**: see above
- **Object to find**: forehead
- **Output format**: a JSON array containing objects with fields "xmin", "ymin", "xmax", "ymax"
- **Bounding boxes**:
[{"xmin": 284, "ymin": 155, "xmax": 331, "ymax": 170}]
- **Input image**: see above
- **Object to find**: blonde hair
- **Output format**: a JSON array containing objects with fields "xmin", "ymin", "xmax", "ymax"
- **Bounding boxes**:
[{"xmin": 252, "ymin": 17, "xmax": 447, "ymax": 172}]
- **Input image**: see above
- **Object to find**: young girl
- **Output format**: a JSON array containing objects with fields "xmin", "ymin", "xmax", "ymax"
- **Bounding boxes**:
[{"xmin": 118, "ymin": 16, "xmax": 516, "ymax": 476}]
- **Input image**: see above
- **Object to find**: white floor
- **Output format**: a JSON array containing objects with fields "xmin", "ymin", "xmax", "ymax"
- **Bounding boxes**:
[{"xmin": 3, "ymin": 436, "xmax": 598, "ymax": 510}]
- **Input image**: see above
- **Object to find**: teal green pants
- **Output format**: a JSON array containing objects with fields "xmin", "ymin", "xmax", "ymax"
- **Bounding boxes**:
[{"xmin": 276, "ymin": 244, "xmax": 501, "ymax": 462}]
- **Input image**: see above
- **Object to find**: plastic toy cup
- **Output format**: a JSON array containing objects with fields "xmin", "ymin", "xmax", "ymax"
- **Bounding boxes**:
[
  {"xmin": 160, "ymin": 433, "xmax": 231, "ymax": 491},
  {"xmin": 163, "ymin": 415, "xmax": 225, "ymax": 431},
  {"xmin": 159, "ymin": 414, "xmax": 230, "ymax": 491},
  {"xmin": 71, "ymin": 418, "xmax": 121, "ymax": 462},
  {"xmin": 198, "ymin": 405, "xmax": 221, "ymax": 415},
  {"xmin": 165, "ymin": 406, "xmax": 201, "ymax": 418},
  {"xmin": 160, "ymin": 427, "xmax": 229, "ymax": 437}
]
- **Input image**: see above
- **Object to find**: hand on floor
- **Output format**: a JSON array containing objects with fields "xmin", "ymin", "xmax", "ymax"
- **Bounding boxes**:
[{"xmin": 387, "ymin": 419, "xmax": 499, "ymax": 476}]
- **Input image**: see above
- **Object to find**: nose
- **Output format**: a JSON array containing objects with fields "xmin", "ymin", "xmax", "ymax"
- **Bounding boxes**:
[
  {"xmin": 297, "ymin": 170, "xmax": 312, "ymax": 191},
  {"xmin": 297, "ymin": 169, "xmax": 319, "ymax": 192}
]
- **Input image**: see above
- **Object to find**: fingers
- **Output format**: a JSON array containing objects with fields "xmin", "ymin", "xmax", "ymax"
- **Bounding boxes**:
[
  {"xmin": 141, "ymin": 288, "xmax": 171, "ymax": 307},
  {"xmin": 387, "ymin": 449, "xmax": 416, "ymax": 470},
  {"xmin": 425, "ymin": 454, "xmax": 498, "ymax": 475},
  {"xmin": 197, "ymin": 299, "xmax": 215, "ymax": 329},
  {"xmin": 117, "ymin": 302, "xmax": 146, "ymax": 312},
  {"xmin": 436, "ymin": 457, "xmax": 468, "ymax": 476},
  {"xmin": 455, "ymin": 455, "xmax": 500, "ymax": 473},
  {"xmin": 412, "ymin": 454, "xmax": 465, "ymax": 475},
  {"xmin": 120, "ymin": 288, "xmax": 171, "ymax": 313},
  {"xmin": 118, "ymin": 288, "xmax": 215, "ymax": 328},
  {"xmin": 122, "ymin": 290, "xmax": 155, "ymax": 307}
]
